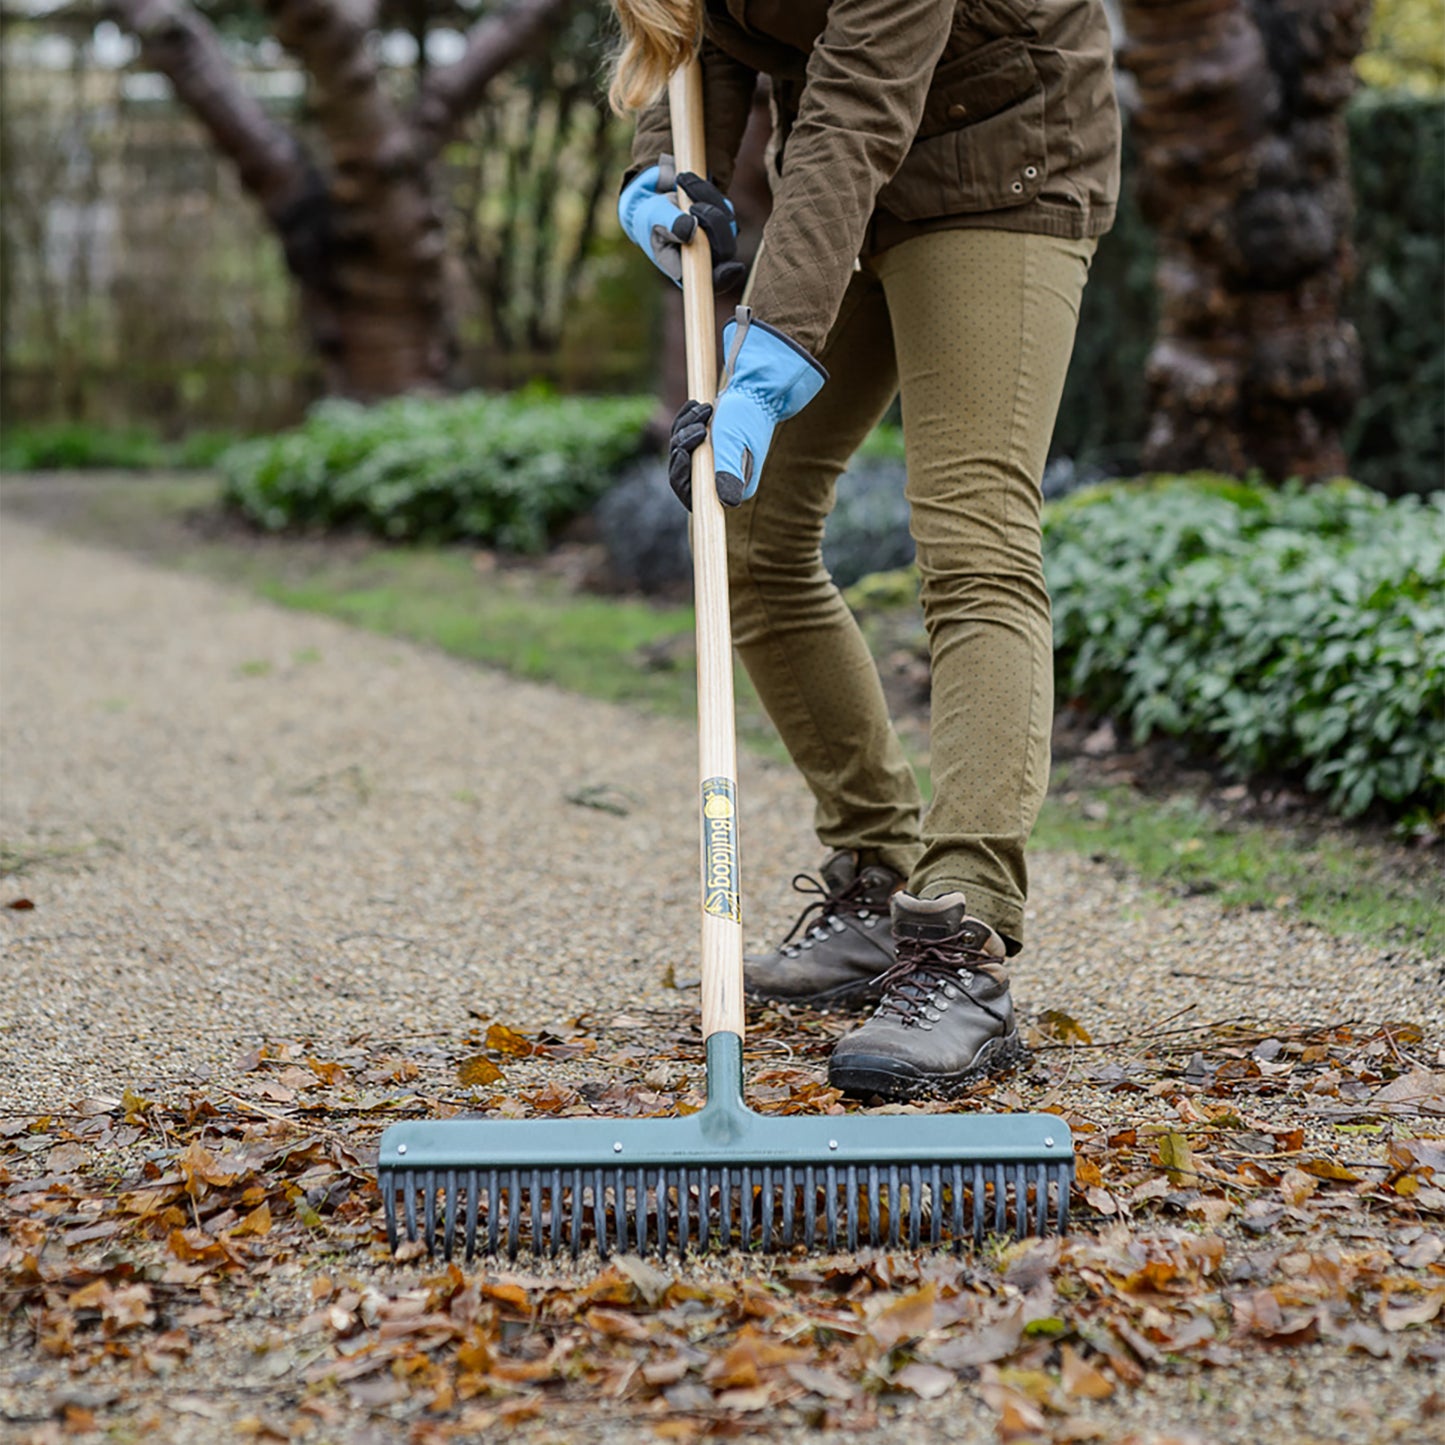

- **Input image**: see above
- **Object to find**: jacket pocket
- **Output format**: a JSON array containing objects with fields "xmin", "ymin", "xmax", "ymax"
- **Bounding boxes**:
[{"xmin": 877, "ymin": 37, "xmax": 1048, "ymax": 221}]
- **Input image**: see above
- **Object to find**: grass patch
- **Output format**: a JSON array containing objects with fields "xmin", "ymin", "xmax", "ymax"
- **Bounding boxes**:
[
  {"xmin": 258, "ymin": 550, "xmax": 695, "ymax": 708},
  {"xmin": 255, "ymin": 552, "xmax": 786, "ymax": 756},
  {"xmin": 1035, "ymin": 771, "xmax": 1443, "ymax": 955}
]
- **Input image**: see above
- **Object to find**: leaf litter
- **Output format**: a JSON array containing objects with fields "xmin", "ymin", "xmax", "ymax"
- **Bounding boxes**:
[{"xmin": 2, "ymin": 1012, "xmax": 1442, "ymax": 1443}]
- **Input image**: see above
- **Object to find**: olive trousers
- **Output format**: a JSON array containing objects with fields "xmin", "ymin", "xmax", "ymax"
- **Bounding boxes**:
[{"xmin": 728, "ymin": 228, "xmax": 1095, "ymax": 949}]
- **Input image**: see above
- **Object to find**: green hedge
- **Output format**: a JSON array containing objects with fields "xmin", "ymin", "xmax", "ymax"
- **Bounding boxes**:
[
  {"xmin": 1053, "ymin": 91, "xmax": 1444, "ymax": 496},
  {"xmin": 1045, "ymin": 477, "xmax": 1445, "ymax": 820},
  {"xmin": 0, "ymin": 422, "xmax": 239, "ymax": 471},
  {"xmin": 1344, "ymin": 90, "xmax": 1445, "ymax": 496},
  {"xmin": 220, "ymin": 391, "xmax": 652, "ymax": 551}
]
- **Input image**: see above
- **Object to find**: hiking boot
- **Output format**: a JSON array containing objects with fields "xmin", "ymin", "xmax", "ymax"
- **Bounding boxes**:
[
  {"xmin": 827, "ymin": 891, "xmax": 1022, "ymax": 1100},
  {"xmin": 743, "ymin": 851, "xmax": 903, "ymax": 1007}
]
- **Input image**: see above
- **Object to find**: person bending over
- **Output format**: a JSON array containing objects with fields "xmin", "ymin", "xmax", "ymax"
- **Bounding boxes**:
[{"xmin": 612, "ymin": 0, "xmax": 1120, "ymax": 1101}]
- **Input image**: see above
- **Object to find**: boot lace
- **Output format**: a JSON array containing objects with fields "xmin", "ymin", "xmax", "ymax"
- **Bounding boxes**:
[
  {"xmin": 871, "ymin": 937, "xmax": 1010, "ymax": 1029},
  {"xmin": 775, "ymin": 870, "xmax": 893, "ymax": 961}
]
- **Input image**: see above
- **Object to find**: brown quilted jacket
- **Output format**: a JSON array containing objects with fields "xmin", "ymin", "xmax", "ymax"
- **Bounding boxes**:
[{"xmin": 629, "ymin": 0, "xmax": 1121, "ymax": 354}]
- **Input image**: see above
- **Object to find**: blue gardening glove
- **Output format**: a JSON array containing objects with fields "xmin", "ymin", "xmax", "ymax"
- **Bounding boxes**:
[
  {"xmin": 619, "ymin": 163, "xmax": 746, "ymax": 292},
  {"xmin": 668, "ymin": 307, "xmax": 828, "ymax": 510}
]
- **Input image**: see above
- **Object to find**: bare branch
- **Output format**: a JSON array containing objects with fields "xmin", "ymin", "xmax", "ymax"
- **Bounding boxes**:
[
  {"xmin": 262, "ymin": 0, "xmax": 412, "ymax": 172},
  {"xmin": 413, "ymin": 0, "xmax": 577, "ymax": 159},
  {"xmin": 110, "ymin": 0, "xmax": 310, "ymax": 217}
]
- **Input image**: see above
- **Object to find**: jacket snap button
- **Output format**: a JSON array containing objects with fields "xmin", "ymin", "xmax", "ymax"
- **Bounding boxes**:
[
  {"xmin": 1024, "ymin": 165, "xmax": 1038, "ymax": 179},
  {"xmin": 947, "ymin": 102, "xmax": 968, "ymax": 119}
]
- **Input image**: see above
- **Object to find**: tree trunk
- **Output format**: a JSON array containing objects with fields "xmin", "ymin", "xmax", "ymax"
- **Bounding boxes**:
[
  {"xmin": 1120, "ymin": 0, "xmax": 1370, "ymax": 481},
  {"xmin": 113, "ymin": 0, "xmax": 573, "ymax": 400}
]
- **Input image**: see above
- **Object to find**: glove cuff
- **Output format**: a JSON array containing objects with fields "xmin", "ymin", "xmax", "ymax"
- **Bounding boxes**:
[{"xmin": 720, "ymin": 308, "xmax": 828, "ymax": 421}]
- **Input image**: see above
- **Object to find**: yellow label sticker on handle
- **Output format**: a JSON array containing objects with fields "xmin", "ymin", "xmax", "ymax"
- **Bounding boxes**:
[{"xmin": 701, "ymin": 776, "xmax": 740, "ymax": 923}]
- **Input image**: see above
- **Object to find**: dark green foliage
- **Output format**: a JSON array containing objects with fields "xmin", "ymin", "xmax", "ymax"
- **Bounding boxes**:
[
  {"xmin": 1045, "ymin": 477, "xmax": 1445, "ymax": 819},
  {"xmin": 1344, "ymin": 90, "xmax": 1445, "ymax": 497},
  {"xmin": 220, "ymin": 391, "xmax": 652, "ymax": 551},
  {"xmin": 0, "ymin": 423, "xmax": 163, "ymax": 470},
  {"xmin": 0, "ymin": 423, "xmax": 241, "ymax": 470}
]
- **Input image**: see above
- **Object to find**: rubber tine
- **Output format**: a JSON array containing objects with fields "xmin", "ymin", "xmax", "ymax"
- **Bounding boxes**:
[
  {"xmin": 612, "ymin": 1171, "xmax": 627, "ymax": 1253},
  {"xmin": 421, "ymin": 1170, "xmax": 437, "ymax": 1254},
  {"xmin": 781, "ymin": 1166, "xmax": 796, "ymax": 1248},
  {"xmin": 638, "ymin": 1168, "xmax": 649, "ymax": 1254},
  {"xmin": 592, "ymin": 1169, "xmax": 608, "ymax": 1258},
  {"xmin": 693, "ymin": 1161, "xmax": 705, "ymax": 1254},
  {"xmin": 487, "ymin": 1170, "xmax": 501, "ymax": 1256},
  {"xmin": 616, "ymin": 1169, "xmax": 629, "ymax": 1255},
  {"xmin": 442, "ymin": 1170, "xmax": 459, "ymax": 1260},
  {"xmin": 867, "ymin": 1166, "xmax": 881, "ymax": 1246},
  {"xmin": 465, "ymin": 1171, "xmax": 479, "ymax": 1261},
  {"xmin": 502, "ymin": 1169, "xmax": 519, "ymax": 1257},
  {"xmin": 824, "ymin": 1165, "xmax": 837, "ymax": 1249},
  {"xmin": 741, "ymin": 1167, "xmax": 755, "ymax": 1250},
  {"xmin": 971, "ymin": 1163, "xmax": 985, "ymax": 1247},
  {"xmin": 845, "ymin": 1166, "xmax": 859, "ymax": 1251},
  {"xmin": 993, "ymin": 1164, "xmax": 1008, "ymax": 1235},
  {"xmin": 887, "ymin": 1166, "xmax": 901, "ymax": 1246},
  {"xmin": 676, "ymin": 1169, "xmax": 690, "ymax": 1257},
  {"xmin": 633, "ymin": 1168, "xmax": 646, "ymax": 1254},
  {"xmin": 951, "ymin": 1164, "xmax": 965, "ymax": 1248},
  {"xmin": 760, "ymin": 1166, "xmax": 774, "ymax": 1252},
  {"xmin": 619, "ymin": 1169, "xmax": 630, "ymax": 1252},
  {"xmin": 1055, "ymin": 1164, "xmax": 1071, "ymax": 1234},
  {"xmin": 1013, "ymin": 1165, "xmax": 1029, "ymax": 1239},
  {"xmin": 549, "ymin": 1170, "xmax": 563, "ymax": 1257},
  {"xmin": 571, "ymin": 1170, "xmax": 585, "ymax": 1258},
  {"xmin": 383, "ymin": 1176, "xmax": 398, "ymax": 1252},
  {"xmin": 803, "ymin": 1167, "xmax": 817, "ymax": 1250},
  {"xmin": 929, "ymin": 1165, "xmax": 942, "ymax": 1246},
  {"xmin": 522, "ymin": 1170, "xmax": 537, "ymax": 1254},
  {"xmin": 1037, "ymin": 1164, "xmax": 1051, "ymax": 1236},
  {"xmin": 403, "ymin": 1173, "xmax": 418, "ymax": 1243},
  {"xmin": 719, "ymin": 1166, "xmax": 732, "ymax": 1246},
  {"xmin": 625, "ymin": 1170, "xmax": 636, "ymax": 1255},
  {"xmin": 655, "ymin": 1169, "xmax": 669, "ymax": 1259},
  {"xmin": 909, "ymin": 1165, "xmax": 923, "ymax": 1248}
]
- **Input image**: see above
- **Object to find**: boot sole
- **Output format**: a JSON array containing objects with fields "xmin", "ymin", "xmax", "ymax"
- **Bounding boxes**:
[
  {"xmin": 744, "ymin": 975, "xmax": 884, "ymax": 1010},
  {"xmin": 827, "ymin": 1030, "xmax": 1024, "ymax": 1102}
]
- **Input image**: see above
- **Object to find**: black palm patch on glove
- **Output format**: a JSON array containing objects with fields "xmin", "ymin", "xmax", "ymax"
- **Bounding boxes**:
[
  {"xmin": 676, "ymin": 173, "xmax": 747, "ymax": 294},
  {"xmin": 668, "ymin": 399, "xmax": 714, "ymax": 511}
]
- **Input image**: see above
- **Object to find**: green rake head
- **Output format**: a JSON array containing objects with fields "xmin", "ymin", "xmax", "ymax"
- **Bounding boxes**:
[{"xmin": 378, "ymin": 1035, "xmax": 1072, "ymax": 1259}]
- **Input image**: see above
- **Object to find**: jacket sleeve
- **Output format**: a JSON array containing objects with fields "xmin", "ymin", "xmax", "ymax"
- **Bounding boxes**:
[
  {"xmin": 746, "ymin": 0, "xmax": 954, "ymax": 354},
  {"xmin": 626, "ymin": 38, "xmax": 759, "ymax": 193}
]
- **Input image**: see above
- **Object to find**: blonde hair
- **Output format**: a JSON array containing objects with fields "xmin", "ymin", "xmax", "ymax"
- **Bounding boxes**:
[{"xmin": 608, "ymin": 0, "xmax": 702, "ymax": 114}]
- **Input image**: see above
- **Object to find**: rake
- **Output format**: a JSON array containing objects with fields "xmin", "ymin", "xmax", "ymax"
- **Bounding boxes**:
[{"xmin": 376, "ymin": 58, "xmax": 1073, "ymax": 1259}]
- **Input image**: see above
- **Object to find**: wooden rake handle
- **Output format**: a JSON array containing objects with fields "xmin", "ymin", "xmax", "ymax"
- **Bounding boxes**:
[{"xmin": 668, "ymin": 60, "xmax": 744, "ymax": 1041}]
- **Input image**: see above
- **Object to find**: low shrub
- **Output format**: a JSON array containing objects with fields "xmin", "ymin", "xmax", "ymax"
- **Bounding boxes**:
[
  {"xmin": 220, "ymin": 391, "xmax": 652, "ymax": 551},
  {"xmin": 1045, "ymin": 477, "xmax": 1445, "ymax": 820},
  {"xmin": 0, "ymin": 423, "xmax": 243, "ymax": 471}
]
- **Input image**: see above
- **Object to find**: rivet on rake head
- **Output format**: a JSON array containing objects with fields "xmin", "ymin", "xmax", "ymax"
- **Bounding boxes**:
[
  {"xmin": 1044, "ymin": 1138, "xmax": 1055, "ymax": 1148},
  {"xmin": 828, "ymin": 1140, "xmax": 838, "ymax": 1150},
  {"xmin": 613, "ymin": 1142, "xmax": 623, "ymax": 1153},
  {"xmin": 396, "ymin": 1144, "xmax": 407, "ymax": 1156}
]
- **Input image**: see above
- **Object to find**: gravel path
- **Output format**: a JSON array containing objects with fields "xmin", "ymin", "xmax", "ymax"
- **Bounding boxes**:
[{"xmin": 2, "ymin": 511, "xmax": 1441, "ymax": 1444}]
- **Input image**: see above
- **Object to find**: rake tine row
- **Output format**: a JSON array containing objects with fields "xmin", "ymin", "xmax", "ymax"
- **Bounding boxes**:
[{"xmin": 381, "ymin": 1160, "xmax": 1072, "ymax": 1260}]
